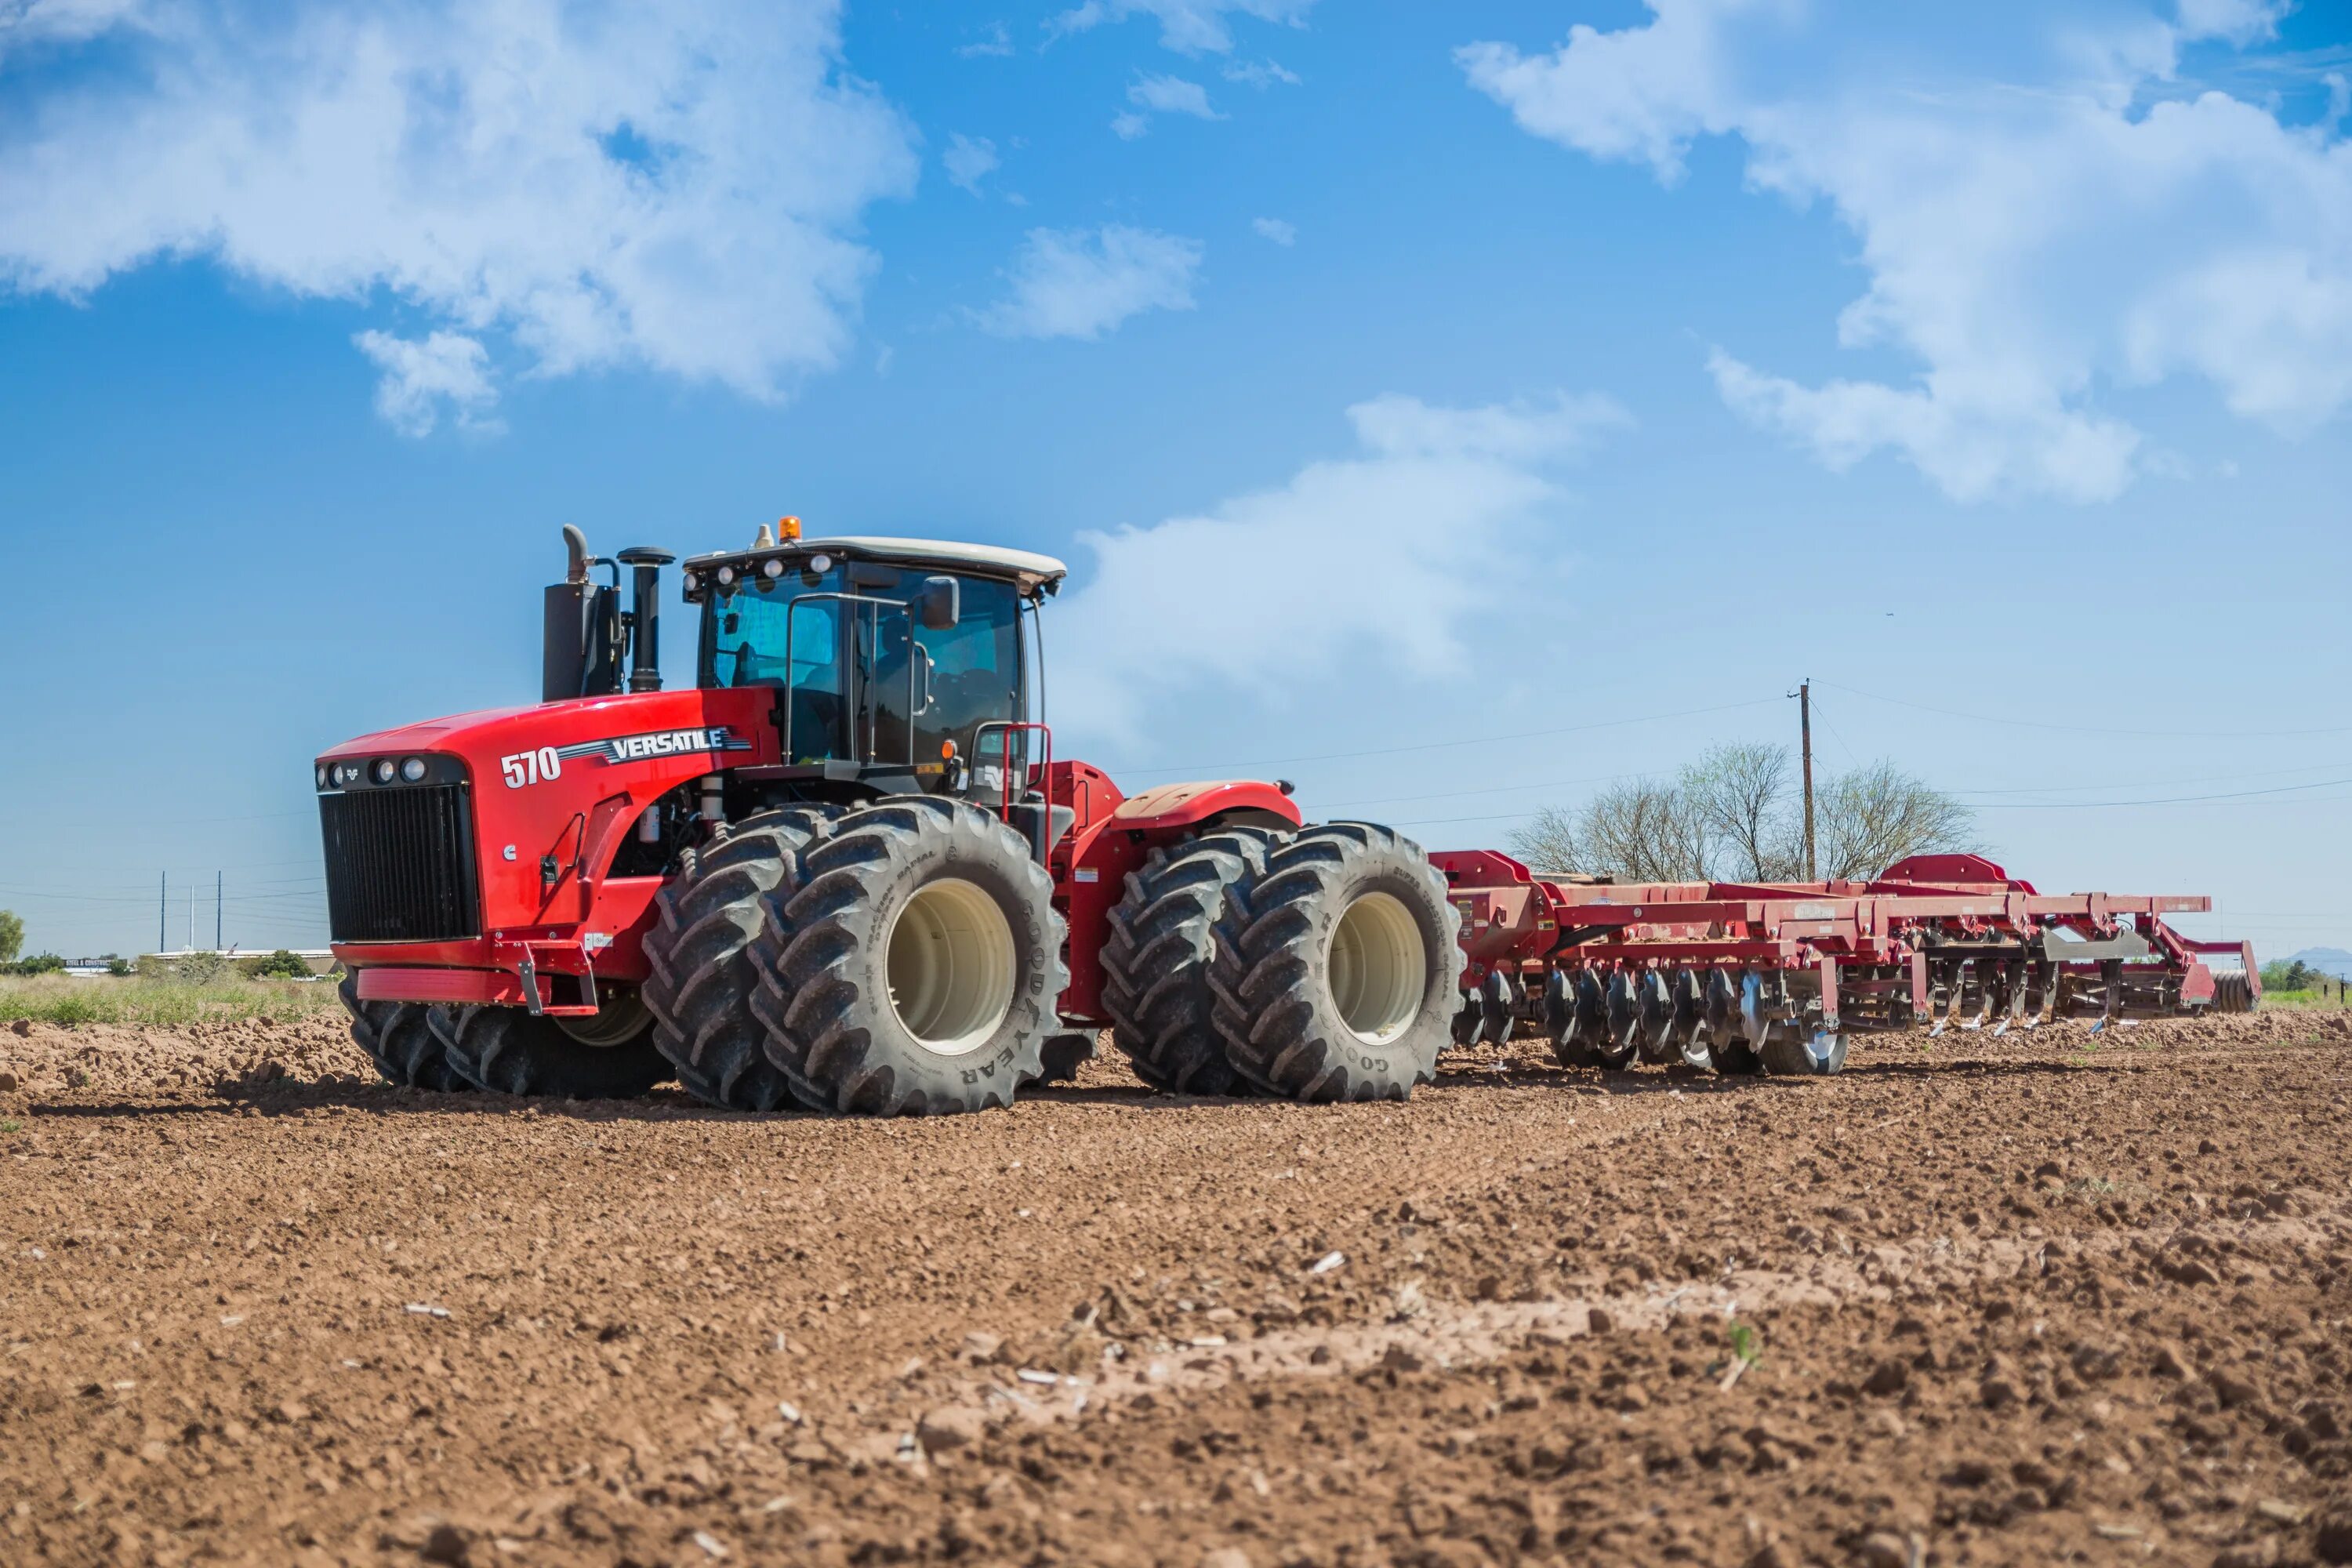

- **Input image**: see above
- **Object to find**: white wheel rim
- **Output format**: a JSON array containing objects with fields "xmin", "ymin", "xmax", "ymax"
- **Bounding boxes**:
[
  {"xmin": 884, "ymin": 877, "xmax": 1018, "ymax": 1056},
  {"xmin": 555, "ymin": 992, "xmax": 648, "ymax": 1048},
  {"xmin": 1327, "ymin": 891, "xmax": 1426, "ymax": 1046}
]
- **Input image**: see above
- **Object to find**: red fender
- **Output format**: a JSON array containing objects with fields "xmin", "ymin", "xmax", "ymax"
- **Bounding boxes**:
[{"xmin": 1106, "ymin": 779, "xmax": 1301, "ymax": 834}]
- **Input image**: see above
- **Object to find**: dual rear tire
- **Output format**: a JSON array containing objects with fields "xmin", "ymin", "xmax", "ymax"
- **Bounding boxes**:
[{"xmin": 1100, "ymin": 822, "xmax": 1462, "ymax": 1103}]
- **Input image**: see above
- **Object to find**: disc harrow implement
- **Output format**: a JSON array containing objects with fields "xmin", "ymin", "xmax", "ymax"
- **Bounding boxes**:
[{"xmin": 1432, "ymin": 850, "xmax": 2256, "ymax": 1076}]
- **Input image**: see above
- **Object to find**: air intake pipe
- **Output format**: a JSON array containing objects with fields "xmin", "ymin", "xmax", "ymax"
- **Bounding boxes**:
[
  {"xmin": 544, "ymin": 527, "xmax": 622, "ymax": 702},
  {"xmin": 614, "ymin": 546, "xmax": 677, "ymax": 693}
]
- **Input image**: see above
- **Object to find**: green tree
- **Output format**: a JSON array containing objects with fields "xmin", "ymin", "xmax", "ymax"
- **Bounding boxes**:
[
  {"xmin": 0, "ymin": 909, "xmax": 21, "ymax": 965},
  {"xmin": 237, "ymin": 949, "xmax": 314, "ymax": 980}
]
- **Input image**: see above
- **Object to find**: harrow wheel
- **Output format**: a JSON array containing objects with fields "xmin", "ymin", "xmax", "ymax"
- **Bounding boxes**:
[
  {"xmin": 1099, "ymin": 826, "xmax": 1276, "ymax": 1095},
  {"xmin": 1209, "ymin": 822, "xmax": 1461, "ymax": 1102},
  {"xmin": 338, "ymin": 975, "xmax": 463, "ymax": 1090},
  {"xmin": 1633, "ymin": 971, "xmax": 1679, "ymax": 1063},
  {"xmin": 1705, "ymin": 970, "xmax": 1762, "ymax": 1076},
  {"xmin": 753, "ymin": 796, "xmax": 1066, "ymax": 1116},
  {"xmin": 1477, "ymin": 969, "xmax": 1515, "ymax": 1047},
  {"xmin": 1450, "ymin": 988, "xmax": 1480, "ymax": 1047},
  {"xmin": 1599, "ymin": 972, "xmax": 1642, "ymax": 1070},
  {"xmin": 1542, "ymin": 968, "xmax": 1601, "ymax": 1069},
  {"xmin": 1761, "ymin": 1023, "xmax": 1848, "ymax": 1076},
  {"xmin": 430, "ymin": 997, "xmax": 673, "ymax": 1099},
  {"xmin": 641, "ymin": 807, "xmax": 835, "ymax": 1111},
  {"xmin": 2209, "ymin": 971, "xmax": 2256, "ymax": 1014},
  {"xmin": 1668, "ymin": 968, "xmax": 1711, "ymax": 1070}
]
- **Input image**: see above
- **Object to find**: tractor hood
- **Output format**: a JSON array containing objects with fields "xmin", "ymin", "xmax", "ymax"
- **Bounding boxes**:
[
  {"xmin": 317, "ymin": 688, "xmax": 778, "ymax": 781},
  {"xmin": 315, "ymin": 687, "xmax": 781, "ymax": 960}
]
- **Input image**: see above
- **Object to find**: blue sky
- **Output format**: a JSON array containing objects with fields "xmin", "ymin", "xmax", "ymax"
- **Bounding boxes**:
[{"xmin": 2, "ymin": 0, "xmax": 2349, "ymax": 961}]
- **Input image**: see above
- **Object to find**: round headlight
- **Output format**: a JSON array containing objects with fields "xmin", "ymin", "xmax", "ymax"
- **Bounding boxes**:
[
  {"xmin": 717, "ymin": 565, "xmax": 735, "ymax": 586},
  {"xmin": 683, "ymin": 572, "xmax": 699, "ymax": 592},
  {"xmin": 808, "ymin": 553, "xmax": 833, "ymax": 573},
  {"xmin": 761, "ymin": 558, "xmax": 784, "ymax": 579},
  {"xmin": 371, "ymin": 758, "xmax": 397, "ymax": 785},
  {"xmin": 333, "ymin": 764, "xmax": 356, "ymax": 786},
  {"xmin": 400, "ymin": 757, "xmax": 428, "ymax": 783},
  {"xmin": 315, "ymin": 764, "xmax": 330, "ymax": 789}
]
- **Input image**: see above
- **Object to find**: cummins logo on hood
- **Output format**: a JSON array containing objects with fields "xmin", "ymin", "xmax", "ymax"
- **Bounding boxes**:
[{"xmin": 557, "ymin": 727, "xmax": 753, "ymax": 765}]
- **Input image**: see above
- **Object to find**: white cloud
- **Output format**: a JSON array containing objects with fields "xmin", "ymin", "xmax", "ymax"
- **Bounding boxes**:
[
  {"xmin": 1051, "ymin": 0, "xmax": 1312, "ymax": 55},
  {"xmin": 1111, "ymin": 111, "xmax": 1152, "ymax": 140},
  {"xmin": 2175, "ymin": 0, "xmax": 2291, "ymax": 44},
  {"xmin": 353, "ymin": 329, "xmax": 500, "ymax": 438},
  {"xmin": 974, "ymin": 225, "xmax": 1203, "ymax": 339},
  {"xmin": 1222, "ymin": 59, "xmax": 1301, "ymax": 88},
  {"xmin": 957, "ymin": 20, "xmax": 1015, "ymax": 57},
  {"xmin": 1129, "ymin": 72, "xmax": 1221, "ymax": 119},
  {"xmin": 944, "ymin": 133, "xmax": 1000, "ymax": 194},
  {"xmin": 1052, "ymin": 392, "xmax": 1626, "ymax": 739},
  {"xmin": 0, "ymin": 0, "xmax": 918, "ymax": 434},
  {"xmin": 1461, "ymin": 1, "xmax": 2352, "ymax": 503},
  {"xmin": 1707, "ymin": 351, "xmax": 2140, "ymax": 505},
  {"xmin": 1251, "ymin": 216, "xmax": 1298, "ymax": 245}
]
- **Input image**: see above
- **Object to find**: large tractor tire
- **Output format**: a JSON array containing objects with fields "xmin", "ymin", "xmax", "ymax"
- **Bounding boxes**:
[
  {"xmin": 430, "ymin": 997, "xmax": 673, "ymax": 1099},
  {"xmin": 1099, "ymin": 827, "xmax": 1276, "ymax": 1095},
  {"xmin": 338, "ymin": 975, "xmax": 462, "ymax": 1090},
  {"xmin": 753, "ymin": 797, "xmax": 1068, "ymax": 1116},
  {"xmin": 1209, "ymin": 822, "xmax": 1461, "ymax": 1102},
  {"xmin": 642, "ymin": 807, "xmax": 835, "ymax": 1111}
]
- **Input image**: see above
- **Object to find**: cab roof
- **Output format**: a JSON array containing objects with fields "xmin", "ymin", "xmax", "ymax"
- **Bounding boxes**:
[{"xmin": 682, "ymin": 535, "xmax": 1068, "ymax": 596}]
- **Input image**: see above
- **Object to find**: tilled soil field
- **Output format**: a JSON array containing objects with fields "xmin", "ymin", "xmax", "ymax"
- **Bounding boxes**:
[{"xmin": 5, "ymin": 1009, "xmax": 2352, "ymax": 1568}]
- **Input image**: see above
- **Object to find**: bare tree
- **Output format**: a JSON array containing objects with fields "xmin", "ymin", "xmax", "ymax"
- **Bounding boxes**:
[
  {"xmin": 1512, "ymin": 746, "xmax": 1976, "ymax": 884},
  {"xmin": 1505, "ymin": 806, "xmax": 1583, "ymax": 874},
  {"xmin": 1679, "ymin": 742, "xmax": 1803, "ymax": 881},
  {"xmin": 1577, "ymin": 780, "xmax": 1712, "ymax": 882},
  {"xmin": 1813, "ymin": 761, "xmax": 1976, "ymax": 880}
]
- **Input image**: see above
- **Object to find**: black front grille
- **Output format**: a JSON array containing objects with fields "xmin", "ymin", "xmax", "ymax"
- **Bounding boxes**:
[{"xmin": 320, "ymin": 783, "xmax": 481, "ymax": 943}]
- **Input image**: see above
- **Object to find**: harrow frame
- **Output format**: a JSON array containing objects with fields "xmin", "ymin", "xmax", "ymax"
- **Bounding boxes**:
[{"xmin": 1435, "ymin": 849, "xmax": 2257, "ymax": 1059}]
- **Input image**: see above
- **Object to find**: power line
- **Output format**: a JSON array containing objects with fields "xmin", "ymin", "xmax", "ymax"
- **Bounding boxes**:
[
  {"xmin": 1820, "ymin": 681, "xmax": 2352, "ymax": 739},
  {"xmin": 1102, "ymin": 696, "xmax": 1784, "ymax": 778},
  {"xmin": 1316, "ymin": 768, "xmax": 1648, "ymax": 812},
  {"xmin": 1970, "ymin": 778, "xmax": 2352, "ymax": 810},
  {"xmin": 1952, "ymin": 758, "xmax": 2352, "ymax": 797}
]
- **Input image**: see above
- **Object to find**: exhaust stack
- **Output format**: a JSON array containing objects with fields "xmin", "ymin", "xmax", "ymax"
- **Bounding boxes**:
[
  {"xmin": 615, "ymin": 546, "xmax": 677, "ymax": 694},
  {"xmin": 543, "ymin": 527, "xmax": 624, "ymax": 702}
]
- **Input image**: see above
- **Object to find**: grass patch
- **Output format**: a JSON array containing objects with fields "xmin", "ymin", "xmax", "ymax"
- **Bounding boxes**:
[
  {"xmin": 0, "ymin": 974, "xmax": 342, "ymax": 1029},
  {"xmin": 0, "ymin": 1119, "xmax": 20, "ymax": 1134},
  {"xmin": 2259, "ymin": 989, "xmax": 2347, "ymax": 1012}
]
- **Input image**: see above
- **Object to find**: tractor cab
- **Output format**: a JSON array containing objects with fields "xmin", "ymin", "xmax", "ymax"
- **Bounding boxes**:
[{"xmin": 681, "ymin": 528, "xmax": 1066, "ymax": 808}]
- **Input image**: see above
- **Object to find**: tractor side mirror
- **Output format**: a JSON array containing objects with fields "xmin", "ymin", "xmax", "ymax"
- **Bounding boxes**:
[{"xmin": 918, "ymin": 575, "xmax": 960, "ymax": 631}]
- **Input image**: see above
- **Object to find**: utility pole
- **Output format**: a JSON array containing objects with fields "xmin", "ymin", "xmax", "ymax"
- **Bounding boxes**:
[
  {"xmin": 215, "ymin": 873, "xmax": 223, "ymax": 952},
  {"xmin": 187, "ymin": 886, "xmax": 195, "ymax": 952},
  {"xmin": 1793, "ymin": 680, "xmax": 1817, "ymax": 881},
  {"xmin": 158, "ymin": 873, "xmax": 166, "ymax": 955}
]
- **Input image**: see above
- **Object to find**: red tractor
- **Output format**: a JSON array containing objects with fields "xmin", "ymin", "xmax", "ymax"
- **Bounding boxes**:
[{"xmin": 318, "ymin": 524, "xmax": 1462, "ymax": 1114}]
